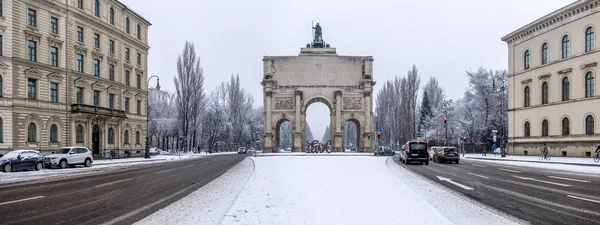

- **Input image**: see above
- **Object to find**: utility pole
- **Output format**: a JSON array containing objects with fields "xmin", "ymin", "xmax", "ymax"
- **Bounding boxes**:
[{"xmin": 444, "ymin": 116, "xmax": 448, "ymax": 145}]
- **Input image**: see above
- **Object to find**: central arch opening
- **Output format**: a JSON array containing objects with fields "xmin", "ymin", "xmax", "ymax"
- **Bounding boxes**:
[
  {"xmin": 343, "ymin": 119, "xmax": 361, "ymax": 152},
  {"xmin": 276, "ymin": 119, "xmax": 292, "ymax": 152},
  {"xmin": 305, "ymin": 101, "xmax": 331, "ymax": 147}
]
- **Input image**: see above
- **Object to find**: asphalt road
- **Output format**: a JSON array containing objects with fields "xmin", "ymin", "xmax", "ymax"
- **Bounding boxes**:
[
  {"xmin": 0, "ymin": 154, "xmax": 246, "ymax": 225},
  {"xmin": 395, "ymin": 156, "xmax": 600, "ymax": 225}
]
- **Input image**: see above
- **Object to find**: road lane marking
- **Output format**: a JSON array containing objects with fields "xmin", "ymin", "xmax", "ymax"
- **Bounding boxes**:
[
  {"xmin": 436, "ymin": 175, "xmax": 474, "ymax": 190},
  {"xmin": 155, "ymin": 169, "xmax": 173, "ymax": 174},
  {"xmin": 498, "ymin": 168, "xmax": 522, "ymax": 173},
  {"xmin": 472, "ymin": 164, "xmax": 487, "ymax": 168},
  {"xmin": 184, "ymin": 164, "xmax": 195, "ymax": 168},
  {"xmin": 467, "ymin": 172, "xmax": 490, "ymax": 179},
  {"xmin": 95, "ymin": 178, "xmax": 132, "ymax": 188},
  {"xmin": 0, "ymin": 196, "xmax": 45, "ymax": 206},
  {"xmin": 514, "ymin": 176, "xmax": 571, "ymax": 187},
  {"xmin": 567, "ymin": 195, "xmax": 600, "ymax": 204},
  {"xmin": 548, "ymin": 176, "xmax": 590, "ymax": 183}
]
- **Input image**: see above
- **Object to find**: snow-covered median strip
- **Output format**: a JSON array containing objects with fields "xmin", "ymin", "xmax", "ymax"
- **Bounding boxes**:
[
  {"xmin": 464, "ymin": 157, "xmax": 600, "ymax": 175},
  {"xmin": 134, "ymin": 158, "xmax": 254, "ymax": 225}
]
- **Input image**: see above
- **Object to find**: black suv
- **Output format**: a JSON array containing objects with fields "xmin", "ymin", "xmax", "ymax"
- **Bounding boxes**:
[{"xmin": 400, "ymin": 141, "xmax": 429, "ymax": 165}]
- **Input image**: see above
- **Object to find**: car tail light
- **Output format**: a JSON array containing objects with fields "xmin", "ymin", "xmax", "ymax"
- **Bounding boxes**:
[
  {"xmin": 457, "ymin": 152, "xmax": 460, "ymax": 156},
  {"xmin": 441, "ymin": 152, "xmax": 445, "ymax": 157}
]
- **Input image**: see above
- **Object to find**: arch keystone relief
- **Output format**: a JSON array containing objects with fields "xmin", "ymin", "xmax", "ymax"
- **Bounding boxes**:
[{"xmin": 262, "ymin": 41, "xmax": 375, "ymax": 153}]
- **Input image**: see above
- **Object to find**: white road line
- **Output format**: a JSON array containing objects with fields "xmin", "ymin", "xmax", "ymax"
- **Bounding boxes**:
[
  {"xmin": 548, "ymin": 176, "xmax": 590, "ymax": 183},
  {"xmin": 514, "ymin": 176, "xmax": 571, "ymax": 187},
  {"xmin": 437, "ymin": 175, "xmax": 474, "ymax": 190},
  {"xmin": 498, "ymin": 168, "xmax": 522, "ymax": 173},
  {"xmin": 472, "ymin": 164, "xmax": 487, "ymax": 168},
  {"xmin": 95, "ymin": 178, "xmax": 132, "ymax": 188},
  {"xmin": 0, "ymin": 196, "xmax": 45, "ymax": 206},
  {"xmin": 184, "ymin": 164, "xmax": 195, "ymax": 168},
  {"xmin": 567, "ymin": 195, "xmax": 600, "ymax": 204},
  {"xmin": 155, "ymin": 169, "xmax": 173, "ymax": 174},
  {"xmin": 467, "ymin": 172, "xmax": 490, "ymax": 179}
]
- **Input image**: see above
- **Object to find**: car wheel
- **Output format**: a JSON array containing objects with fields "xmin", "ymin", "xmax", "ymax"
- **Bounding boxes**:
[
  {"xmin": 84, "ymin": 159, "xmax": 92, "ymax": 167},
  {"xmin": 425, "ymin": 160, "xmax": 429, "ymax": 165},
  {"xmin": 35, "ymin": 162, "xmax": 43, "ymax": 171},
  {"xmin": 3, "ymin": 164, "xmax": 12, "ymax": 172},
  {"xmin": 59, "ymin": 160, "xmax": 68, "ymax": 169},
  {"xmin": 455, "ymin": 160, "xmax": 459, "ymax": 164}
]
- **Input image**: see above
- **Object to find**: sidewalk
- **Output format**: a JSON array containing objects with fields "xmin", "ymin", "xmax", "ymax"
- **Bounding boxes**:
[{"xmin": 465, "ymin": 154, "xmax": 600, "ymax": 167}]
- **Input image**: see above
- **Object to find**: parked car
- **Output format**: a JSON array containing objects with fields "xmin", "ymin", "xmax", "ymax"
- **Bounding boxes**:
[
  {"xmin": 400, "ymin": 141, "xmax": 429, "ymax": 165},
  {"xmin": 0, "ymin": 150, "xmax": 45, "ymax": 172},
  {"xmin": 44, "ymin": 147, "xmax": 93, "ymax": 169},
  {"xmin": 433, "ymin": 147, "xmax": 460, "ymax": 164},
  {"xmin": 149, "ymin": 148, "xmax": 161, "ymax": 155},
  {"xmin": 237, "ymin": 147, "xmax": 247, "ymax": 154},
  {"xmin": 248, "ymin": 148, "xmax": 256, "ymax": 154},
  {"xmin": 374, "ymin": 146, "xmax": 395, "ymax": 156}
]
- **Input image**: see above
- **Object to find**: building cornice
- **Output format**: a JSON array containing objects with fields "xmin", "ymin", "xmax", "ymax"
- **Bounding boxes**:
[{"xmin": 501, "ymin": 0, "xmax": 600, "ymax": 44}]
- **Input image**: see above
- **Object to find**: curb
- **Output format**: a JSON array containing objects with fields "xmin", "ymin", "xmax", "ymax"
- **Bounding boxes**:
[
  {"xmin": 465, "ymin": 157, "xmax": 600, "ymax": 167},
  {"xmin": 94, "ymin": 158, "xmax": 167, "ymax": 165},
  {"xmin": 252, "ymin": 153, "xmax": 376, "ymax": 157}
]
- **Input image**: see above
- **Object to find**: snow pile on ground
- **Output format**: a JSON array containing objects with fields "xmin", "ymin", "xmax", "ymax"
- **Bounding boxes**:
[
  {"xmin": 133, "ymin": 158, "xmax": 254, "ymax": 225},
  {"xmin": 256, "ymin": 152, "xmax": 372, "ymax": 157},
  {"xmin": 218, "ymin": 156, "xmax": 521, "ymax": 225},
  {"xmin": 464, "ymin": 157, "xmax": 600, "ymax": 176},
  {"xmin": 466, "ymin": 154, "xmax": 599, "ymax": 166}
]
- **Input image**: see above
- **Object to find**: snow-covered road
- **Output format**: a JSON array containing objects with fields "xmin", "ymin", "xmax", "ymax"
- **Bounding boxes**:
[{"xmin": 138, "ymin": 156, "xmax": 524, "ymax": 225}]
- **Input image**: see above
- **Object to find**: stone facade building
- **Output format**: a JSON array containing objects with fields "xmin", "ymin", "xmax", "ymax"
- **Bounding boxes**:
[
  {"xmin": 0, "ymin": 0, "xmax": 151, "ymax": 156},
  {"xmin": 502, "ymin": 0, "xmax": 599, "ymax": 157}
]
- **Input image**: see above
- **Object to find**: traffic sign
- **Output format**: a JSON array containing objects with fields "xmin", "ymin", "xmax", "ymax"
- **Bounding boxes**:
[
  {"xmin": 380, "ymin": 127, "xmax": 384, "ymax": 132},
  {"xmin": 461, "ymin": 132, "xmax": 466, "ymax": 137},
  {"xmin": 492, "ymin": 130, "xmax": 498, "ymax": 133},
  {"xmin": 462, "ymin": 129, "xmax": 466, "ymax": 133}
]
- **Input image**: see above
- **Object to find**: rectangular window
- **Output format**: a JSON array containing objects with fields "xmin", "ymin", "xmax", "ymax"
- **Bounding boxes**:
[
  {"xmin": 93, "ymin": 90, "xmax": 100, "ymax": 106},
  {"xmin": 125, "ymin": 97, "xmax": 130, "ymax": 112},
  {"xmin": 109, "ymin": 94, "xmax": 115, "ymax": 109},
  {"xmin": 0, "ymin": 35, "xmax": 3, "ymax": 56},
  {"xmin": 109, "ymin": 64, "xmax": 115, "ymax": 81},
  {"xmin": 28, "ymin": 8, "xmax": 36, "ymax": 27},
  {"xmin": 94, "ymin": 33, "xmax": 100, "ymax": 48},
  {"xmin": 76, "ymin": 87, "xmax": 83, "ymax": 104},
  {"xmin": 50, "ymin": 82, "xmax": 58, "ymax": 103},
  {"xmin": 28, "ymin": 79, "xmax": 37, "ymax": 100},
  {"xmin": 137, "ymin": 53, "xmax": 141, "ymax": 65},
  {"xmin": 28, "ymin": 40, "xmax": 37, "ymax": 62},
  {"xmin": 136, "ymin": 74, "xmax": 141, "ymax": 89},
  {"xmin": 51, "ymin": 17, "xmax": 58, "ymax": 34},
  {"xmin": 77, "ymin": 26, "xmax": 84, "ymax": 42},
  {"xmin": 50, "ymin": 47, "xmax": 58, "ymax": 67},
  {"xmin": 93, "ymin": 59, "xmax": 100, "ymax": 76},
  {"xmin": 77, "ymin": 0, "xmax": 83, "ymax": 9},
  {"xmin": 0, "ymin": 0, "xmax": 3, "ymax": 17},
  {"xmin": 125, "ymin": 48, "xmax": 130, "ymax": 61},
  {"xmin": 109, "ymin": 40, "xmax": 115, "ymax": 54},
  {"xmin": 76, "ymin": 54, "xmax": 83, "ymax": 72},
  {"xmin": 125, "ymin": 70, "xmax": 130, "ymax": 86},
  {"xmin": 137, "ymin": 100, "xmax": 141, "ymax": 115}
]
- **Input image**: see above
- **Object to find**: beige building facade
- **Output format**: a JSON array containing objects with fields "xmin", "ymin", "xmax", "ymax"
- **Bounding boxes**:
[
  {"xmin": 262, "ymin": 47, "xmax": 375, "ymax": 153},
  {"xmin": 502, "ymin": 0, "xmax": 600, "ymax": 157},
  {"xmin": 0, "ymin": 0, "xmax": 151, "ymax": 156}
]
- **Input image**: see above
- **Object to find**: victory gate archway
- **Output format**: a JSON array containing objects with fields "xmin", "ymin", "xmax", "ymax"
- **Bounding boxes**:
[{"xmin": 261, "ymin": 46, "xmax": 375, "ymax": 153}]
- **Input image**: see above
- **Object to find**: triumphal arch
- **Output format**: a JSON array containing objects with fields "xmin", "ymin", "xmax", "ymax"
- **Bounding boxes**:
[{"xmin": 261, "ymin": 23, "xmax": 375, "ymax": 153}]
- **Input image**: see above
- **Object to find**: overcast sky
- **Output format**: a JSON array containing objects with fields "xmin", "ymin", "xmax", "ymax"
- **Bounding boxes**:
[{"xmin": 124, "ymin": 0, "xmax": 573, "ymax": 140}]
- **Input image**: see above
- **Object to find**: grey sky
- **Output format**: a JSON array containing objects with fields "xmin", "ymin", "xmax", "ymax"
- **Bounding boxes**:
[{"xmin": 123, "ymin": 0, "xmax": 573, "ymax": 139}]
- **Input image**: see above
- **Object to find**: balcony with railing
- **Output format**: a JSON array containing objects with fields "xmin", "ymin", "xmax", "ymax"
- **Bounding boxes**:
[{"xmin": 71, "ymin": 104, "xmax": 128, "ymax": 119}]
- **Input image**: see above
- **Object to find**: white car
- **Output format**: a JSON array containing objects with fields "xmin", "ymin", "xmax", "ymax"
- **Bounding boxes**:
[
  {"xmin": 237, "ymin": 147, "xmax": 247, "ymax": 154},
  {"xmin": 149, "ymin": 148, "xmax": 161, "ymax": 155},
  {"xmin": 44, "ymin": 147, "xmax": 93, "ymax": 169}
]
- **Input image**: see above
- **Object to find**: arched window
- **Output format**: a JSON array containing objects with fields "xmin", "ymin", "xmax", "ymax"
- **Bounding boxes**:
[
  {"xmin": 28, "ymin": 123, "xmax": 37, "ymax": 142},
  {"xmin": 524, "ymin": 121, "xmax": 531, "ymax": 137},
  {"xmin": 586, "ymin": 115, "xmax": 595, "ymax": 135},
  {"xmin": 586, "ymin": 72, "xmax": 595, "ymax": 97},
  {"xmin": 541, "ymin": 82, "xmax": 548, "ymax": 104},
  {"xmin": 135, "ymin": 131, "xmax": 140, "ymax": 144},
  {"xmin": 524, "ymin": 86, "xmax": 530, "ymax": 107},
  {"xmin": 137, "ymin": 24, "xmax": 141, "ymax": 40},
  {"xmin": 541, "ymin": 42, "xmax": 548, "ymax": 65},
  {"xmin": 124, "ymin": 130, "xmax": 129, "ymax": 144},
  {"xmin": 94, "ymin": 0, "xmax": 100, "ymax": 17},
  {"xmin": 0, "ymin": 118, "xmax": 3, "ymax": 143},
  {"xmin": 125, "ymin": 18, "xmax": 130, "ymax": 34},
  {"xmin": 108, "ymin": 128, "xmax": 114, "ymax": 144},
  {"xmin": 109, "ymin": 7, "xmax": 115, "ymax": 25},
  {"xmin": 524, "ymin": 50, "xmax": 530, "ymax": 70},
  {"xmin": 542, "ymin": 119, "xmax": 549, "ymax": 137},
  {"xmin": 0, "ymin": 75, "xmax": 3, "ymax": 97},
  {"xmin": 562, "ymin": 77, "xmax": 570, "ymax": 101},
  {"xmin": 50, "ymin": 124, "xmax": 58, "ymax": 143},
  {"xmin": 586, "ymin": 26, "xmax": 595, "ymax": 52},
  {"xmin": 76, "ymin": 125, "xmax": 84, "ymax": 143},
  {"xmin": 562, "ymin": 117, "xmax": 570, "ymax": 136},
  {"xmin": 562, "ymin": 35, "xmax": 570, "ymax": 59}
]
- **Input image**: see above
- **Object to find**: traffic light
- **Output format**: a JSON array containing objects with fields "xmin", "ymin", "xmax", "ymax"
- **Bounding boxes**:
[
  {"xmin": 444, "ymin": 116, "xmax": 447, "ymax": 124},
  {"xmin": 260, "ymin": 133, "xmax": 263, "ymax": 139},
  {"xmin": 377, "ymin": 132, "xmax": 381, "ymax": 139},
  {"xmin": 463, "ymin": 136, "xmax": 467, "ymax": 141},
  {"xmin": 251, "ymin": 133, "xmax": 255, "ymax": 139}
]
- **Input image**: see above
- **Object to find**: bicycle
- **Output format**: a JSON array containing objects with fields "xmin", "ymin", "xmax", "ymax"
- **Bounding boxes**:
[
  {"xmin": 594, "ymin": 152, "xmax": 600, "ymax": 163},
  {"xmin": 539, "ymin": 153, "xmax": 551, "ymax": 160}
]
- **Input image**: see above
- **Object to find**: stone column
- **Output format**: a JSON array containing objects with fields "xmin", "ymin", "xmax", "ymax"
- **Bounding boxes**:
[
  {"xmin": 334, "ymin": 91, "xmax": 343, "ymax": 152},
  {"xmin": 293, "ymin": 91, "xmax": 303, "ymax": 152},
  {"xmin": 364, "ymin": 92, "xmax": 372, "ymax": 152},
  {"xmin": 264, "ymin": 91, "xmax": 273, "ymax": 152}
]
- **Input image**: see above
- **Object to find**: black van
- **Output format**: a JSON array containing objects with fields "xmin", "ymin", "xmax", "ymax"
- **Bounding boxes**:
[{"xmin": 400, "ymin": 141, "xmax": 429, "ymax": 165}]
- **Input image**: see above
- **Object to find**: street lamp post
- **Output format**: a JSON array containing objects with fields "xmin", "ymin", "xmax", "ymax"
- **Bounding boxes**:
[{"xmin": 146, "ymin": 75, "xmax": 161, "ymax": 159}]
